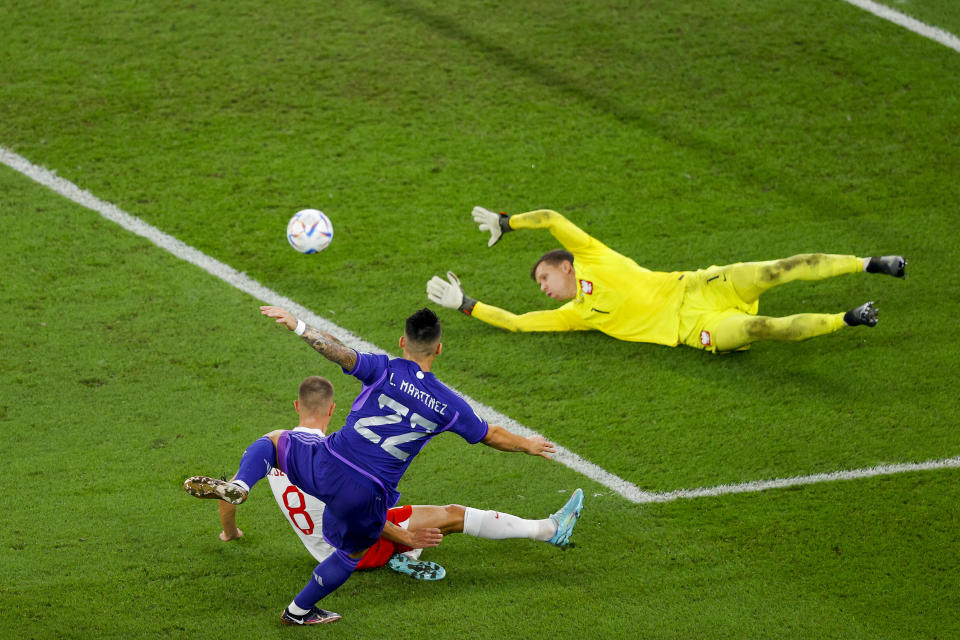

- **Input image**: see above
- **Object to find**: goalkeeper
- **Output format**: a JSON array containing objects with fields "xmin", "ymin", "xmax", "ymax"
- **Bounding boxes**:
[{"xmin": 426, "ymin": 208, "xmax": 906, "ymax": 353}]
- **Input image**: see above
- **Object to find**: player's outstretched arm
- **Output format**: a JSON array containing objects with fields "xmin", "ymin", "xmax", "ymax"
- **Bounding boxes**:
[
  {"xmin": 472, "ymin": 206, "xmax": 513, "ymax": 247},
  {"xmin": 501, "ymin": 209, "xmax": 594, "ymax": 254},
  {"xmin": 425, "ymin": 276, "xmax": 585, "ymax": 335},
  {"xmin": 426, "ymin": 271, "xmax": 478, "ymax": 315},
  {"xmin": 259, "ymin": 306, "xmax": 357, "ymax": 371},
  {"xmin": 481, "ymin": 424, "xmax": 556, "ymax": 459}
]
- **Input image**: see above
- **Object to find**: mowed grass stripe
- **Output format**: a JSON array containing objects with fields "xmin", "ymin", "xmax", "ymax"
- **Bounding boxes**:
[{"xmin": 6, "ymin": 143, "xmax": 956, "ymax": 507}]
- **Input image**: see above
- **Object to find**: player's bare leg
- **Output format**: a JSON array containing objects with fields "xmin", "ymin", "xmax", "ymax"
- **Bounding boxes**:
[
  {"xmin": 386, "ymin": 505, "xmax": 462, "ymax": 580},
  {"xmin": 406, "ymin": 504, "xmax": 468, "ymax": 534}
]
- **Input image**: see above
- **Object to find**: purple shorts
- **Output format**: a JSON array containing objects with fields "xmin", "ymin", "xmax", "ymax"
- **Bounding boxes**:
[{"xmin": 277, "ymin": 430, "xmax": 389, "ymax": 554}]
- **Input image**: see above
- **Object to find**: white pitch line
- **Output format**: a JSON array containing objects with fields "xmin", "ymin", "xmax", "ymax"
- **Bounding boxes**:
[
  {"xmin": 843, "ymin": 0, "xmax": 960, "ymax": 53},
  {"xmin": 636, "ymin": 456, "xmax": 960, "ymax": 504},
  {"xmin": 3, "ymin": 145, "xmax": 958, "ymax": 505},
  {"xmin": 0, "ymin": 145, "xmax": 648, "ymax": 503}
]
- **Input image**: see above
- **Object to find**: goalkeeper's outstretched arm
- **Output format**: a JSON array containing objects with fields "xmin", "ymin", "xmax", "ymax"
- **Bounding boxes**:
[
  {"xmin": 426, "ymin": 272, "xmax": 583, "ymax": 332},
  {"xmin": 472, "ymin": 207, "xmax": 594, "ymax": 253},
  {"xmin": 472, "ymin": 302, "xmax": 583, "ymax": 332}
]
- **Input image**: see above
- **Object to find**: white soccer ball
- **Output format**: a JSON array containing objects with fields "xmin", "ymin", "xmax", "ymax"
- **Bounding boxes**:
[{"xmin": 286, "ymin": 209, "xmax": 334, "ymax": 254}]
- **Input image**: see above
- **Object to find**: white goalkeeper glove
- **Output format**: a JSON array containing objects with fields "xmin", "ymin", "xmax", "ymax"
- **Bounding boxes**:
[
  {"xmin": 426, "ymin": 271, "xmax": 478, "ymax": 314},
  {"xmin": 472, "ymin": 206, "xmax": 512, "ymax": 247}
]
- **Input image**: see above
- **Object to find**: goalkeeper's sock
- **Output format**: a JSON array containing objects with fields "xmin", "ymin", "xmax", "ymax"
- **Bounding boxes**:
[
  {"xmin": 463, "ymin": 507, "xmax": 555, "ymax": 541},
  {"xmin": 234, "ymin": 436, "xmax": 276, "ymax": 491}
]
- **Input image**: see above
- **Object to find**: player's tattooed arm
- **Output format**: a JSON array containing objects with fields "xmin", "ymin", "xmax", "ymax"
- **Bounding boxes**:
[
  {"xmin": 301, "ymin": 327, "xmax": 357, "ymax": 370},
  {"xmin": 260, "ymin": 305, "xmax": 357, "ymax": 370}
]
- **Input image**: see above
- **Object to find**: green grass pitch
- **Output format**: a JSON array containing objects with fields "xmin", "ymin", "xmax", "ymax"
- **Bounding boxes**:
[{"xmin": 1, "ymin": 1, "xmax": 959, "ymax": 638}]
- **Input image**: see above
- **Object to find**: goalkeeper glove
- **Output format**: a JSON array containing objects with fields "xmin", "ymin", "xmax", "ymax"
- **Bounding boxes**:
[
  {"xmin": 426, "ymin": 271, "xmax": 478, "ymax": 315},
  {"xmin": 472, "ymin": 206, "xmax": 512, "ymax": 247}
]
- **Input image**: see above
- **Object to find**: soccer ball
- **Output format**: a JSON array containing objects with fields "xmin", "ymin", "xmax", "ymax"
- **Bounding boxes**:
[{"xmin": 286, "ymin": 209, "xmax": 334, "ymax": 254}]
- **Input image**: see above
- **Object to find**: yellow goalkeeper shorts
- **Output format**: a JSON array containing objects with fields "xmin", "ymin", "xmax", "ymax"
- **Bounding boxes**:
[{"xmin": 677, "ymin": 265, "xmax": 758, "ymax": 352}]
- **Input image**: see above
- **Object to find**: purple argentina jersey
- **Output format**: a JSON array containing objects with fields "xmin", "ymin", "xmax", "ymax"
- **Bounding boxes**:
[{"xmin": 326, "ymin": 351, "xmax": 489, "ymax": 493}]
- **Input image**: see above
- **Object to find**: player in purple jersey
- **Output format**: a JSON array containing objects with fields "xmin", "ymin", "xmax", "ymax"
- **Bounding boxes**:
[
  {"xmin": 183, "ymin": 306, "xmax": 556, "ymax": 626},
  {"xmin": 211, "ymin": 375, "xmax": 583, "ymax": 582}
]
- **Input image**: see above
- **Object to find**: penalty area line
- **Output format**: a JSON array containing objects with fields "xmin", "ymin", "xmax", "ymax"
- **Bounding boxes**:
[
  {"xmin": 842, "ymin": 0, "xmax": 960, "ymax": 53},
  {"xmin": 635, "ymin": 456, "xmax": 960, "ymax": 504},
  {"xmin": 0, "ymin": 144, "xmax": 648, "ymax": 502},
  {"xmin": 3, "ymin": 145, "xmax": 957, "ymax": 505}
]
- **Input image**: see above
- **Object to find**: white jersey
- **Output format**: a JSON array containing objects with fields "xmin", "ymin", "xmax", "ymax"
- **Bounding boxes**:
[{"xmin": 266, "ymin": 427, "xmax": 335, "ymax": 563}]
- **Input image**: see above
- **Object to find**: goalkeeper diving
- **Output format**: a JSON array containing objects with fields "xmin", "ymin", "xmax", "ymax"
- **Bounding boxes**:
[{"xmin": 426, "ymin": 208, "xmax": 906, "ymax": 353}]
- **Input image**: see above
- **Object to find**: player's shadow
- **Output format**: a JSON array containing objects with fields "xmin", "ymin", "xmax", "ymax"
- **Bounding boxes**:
[{"xmin": 537, "ymin": 326, "xmax": 860, "ymax": 417}]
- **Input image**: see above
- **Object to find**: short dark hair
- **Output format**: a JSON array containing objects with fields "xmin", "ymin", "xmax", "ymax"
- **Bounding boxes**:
[
  {"xmin": 531, "ymin": 249, "xmax": 574, "ymax": 280},
  {"xmin": 298, "ymin": 376, "xmax": 334, "ymax": 414},
  {"xmin": 404, "ymin": 308, "xmax": 442, "ymax": 355}
]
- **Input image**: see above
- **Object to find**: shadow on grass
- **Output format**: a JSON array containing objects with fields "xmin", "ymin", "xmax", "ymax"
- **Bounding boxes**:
[{"xmin": 371, "ymin": 0, "xmax": 863, "ymax": 219}]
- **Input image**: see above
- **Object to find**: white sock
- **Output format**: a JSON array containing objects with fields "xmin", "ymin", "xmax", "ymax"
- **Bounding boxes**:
[
  {"xmin": 462, "ymin": 507, "xmax": 556, "ymax": 541},
  {"xmin": 232, "ymin": 479, "xmax": 250, "ymax": 493},
  {"xmin": 401, "ymin": 548, "xmax": 423, "ymax": 561},
  {"xmin": 287, "ymin": 602, "xmax": 310, "ymax": 616}
]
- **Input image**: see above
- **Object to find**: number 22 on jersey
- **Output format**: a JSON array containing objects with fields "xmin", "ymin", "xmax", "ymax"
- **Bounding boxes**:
[{"xmin": 353, "ymin": 393, "xmax": 437, "ymax": 461}]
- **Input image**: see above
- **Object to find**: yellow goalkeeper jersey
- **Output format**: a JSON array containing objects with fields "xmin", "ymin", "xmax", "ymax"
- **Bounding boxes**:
[{"xmin": 472, "ymin": 210, "xmax": 687, "ymax": 345}]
